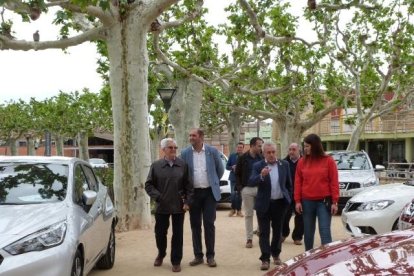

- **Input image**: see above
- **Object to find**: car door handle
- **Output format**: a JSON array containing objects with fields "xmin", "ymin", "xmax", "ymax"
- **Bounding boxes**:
[{"xmin": 97, "ymin": 203, "xmax": 103, "ymax": 214}]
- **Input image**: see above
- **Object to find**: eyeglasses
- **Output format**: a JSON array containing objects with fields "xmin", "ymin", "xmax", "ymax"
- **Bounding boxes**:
[{"xmin": 167, "ymin": 146, "xmax": 178, "ymax": 150}]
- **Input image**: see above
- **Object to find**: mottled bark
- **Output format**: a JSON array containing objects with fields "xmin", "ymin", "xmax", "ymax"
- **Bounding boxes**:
[
  {"xmin": 227, "ymin": 111, "xmax": 242, "ymax": 153},
  {"xmin": 77, "ymin": 132, "xmax": 89, "ymax": 161},
  {"xmin": 26, "ymin": 136, "xmax": 35, "ymax": 155},
  {"xmin": 8, "ymin": 138, "xmax": 17, "ymax": 156},
  {"xmin": 169, "ymin": 78, "xmax": 203, "ymax": 150},
  {"xmin": 107, "ymin": 20, "xmax": 152, "ymax": 231},
  {"xmin": 55, "ymin": 135, "xmax": 64, "ymax": 156}
]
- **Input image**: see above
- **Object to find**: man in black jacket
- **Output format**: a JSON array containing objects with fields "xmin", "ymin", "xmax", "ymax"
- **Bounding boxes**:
[
  {"xmin": 235, "ymin": 137, "xmax": 263, "ymax": 249},
  {"xmin": 282, "ymin": 143, "xmax": 304, "ymax": 245},
  {"xmin": 145, "ymin": 138, "xmax": 193, "ymax": 273}
]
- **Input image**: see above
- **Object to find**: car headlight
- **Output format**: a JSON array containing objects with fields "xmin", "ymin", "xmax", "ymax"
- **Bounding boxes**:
[
  {"xmin": 362, "ymin": 178, "xmax": 377, "ymax": 187},
  {"xmin": 4, "ymin": 221, "xmax": 67, "ymax": 255},
  {"xmin": 357, "ymin": 200, "xmax": 394, "ymax": 211}
]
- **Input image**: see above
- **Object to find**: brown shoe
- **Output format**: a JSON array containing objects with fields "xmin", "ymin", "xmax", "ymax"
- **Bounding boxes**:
[
  {"xmin": 153, "ymin": 255, "xmax": 164, "ymax": 267},
  {"xmin": 236, "ymin": 210, "xmax": 244, "ymax": 217},
  {"xmin": 207, "ymin": 258, "xmax": 217, "ymax": 267},
  {"xmin": 228, "ymin": 210, "xmax": 236, "ymax": 217},
  {"xmin": 294, "ymin": 240, "xmax": 302, "ymax": 245},
  {"xmin": 245, "ymin": 239, "xmax": 253, "ymax": 248},
  {"xmin": 273, "ymin": 256, "xmax": 282, "ymax": 266},
  {"xmin": 172, "ymin": 265, "xmax": 181, "ymax": 272},
  {"xmin": 189, "ymin": 258, "xmax": 203, "ymax": 266},
  {"xmin": 260, "ymin": 261, "xmax": 270, "ymax": 271}
]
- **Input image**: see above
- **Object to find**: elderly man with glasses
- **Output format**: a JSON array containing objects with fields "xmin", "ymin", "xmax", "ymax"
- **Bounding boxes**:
[{"xmin": 145, "ymin": 138, "xmax": 194, "ymax": 273}]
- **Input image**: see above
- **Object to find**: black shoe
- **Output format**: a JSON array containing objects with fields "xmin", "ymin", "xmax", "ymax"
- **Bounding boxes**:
[
  {"xmin": 172, "ymin": 264, "xmax": 181, "ymax": 272},
  {"xmin": 153, "ymin": 255, "xmax": 164, "ymax": 267},
  {"xmin": 207, "ymin": 258, "xmax": 217, "ymax": 267},
  {"xmin": 189, "ymin": 258, "xmax": 203, "ymax": 266},
  {"xmin": 260, "ymin": 261, "xmax": 270, "ymax": 271}
]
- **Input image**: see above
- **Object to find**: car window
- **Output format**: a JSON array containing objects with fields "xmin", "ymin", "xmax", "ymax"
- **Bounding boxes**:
[
  {"xmin": 73, "ymin": 164, "xmax": 91, "ymax": 205},
  {"xmin": 0, "ymin": 162, "xmax": 68, "ymax": 204},
  {"xmin": 329, "ymin": 152, "xmax": 371, "ymax": 170},
  {"xmin": 82, "ymin": 164, "xmax": 99, "ymax": 192}
]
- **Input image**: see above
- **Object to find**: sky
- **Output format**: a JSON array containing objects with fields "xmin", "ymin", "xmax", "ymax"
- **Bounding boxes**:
[{"xmin": 0, "ymin": 0, "xmax": 307, "ymax": 103}]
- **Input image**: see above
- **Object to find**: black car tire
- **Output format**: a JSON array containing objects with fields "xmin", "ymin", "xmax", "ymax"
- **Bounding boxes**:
[
  {"xmin": 96, "ymin": 227, "xmax": 116, "ymax": 269},
  {"xmin": 71, "ymin": 249, "xmax": 84, "ymax": 276}
]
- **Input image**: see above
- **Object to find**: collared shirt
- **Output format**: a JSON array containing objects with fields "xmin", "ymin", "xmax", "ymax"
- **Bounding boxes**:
[
  {"xmin": 192, "ymin": 144, "xmax": 210, "ymax": 188},
  {"xmin": 267, "ymin": 161, "xmax": 283, "ymax": 200},
  {"xmin": 164, "ymin": 157, "xmax": 176, "ymax": 167}
]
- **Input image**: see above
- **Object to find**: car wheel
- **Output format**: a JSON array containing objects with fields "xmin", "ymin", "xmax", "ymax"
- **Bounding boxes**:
[
  {"xmin": 96, "ymin": 227, "xmax": 116, "ymax": 269},
  {"xmin": 71, "ymin": 249, "xmax": 83, "ymax": 276}
]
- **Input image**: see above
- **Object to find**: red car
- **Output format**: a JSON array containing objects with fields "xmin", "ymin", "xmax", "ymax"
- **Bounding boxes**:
[
  {"xmin": 265, "ymin": 229, "xmax": 414, "ymax": 275},
  {"xmin": 399, "ymin": 199, "xmax": 414, "ymax": 230}
]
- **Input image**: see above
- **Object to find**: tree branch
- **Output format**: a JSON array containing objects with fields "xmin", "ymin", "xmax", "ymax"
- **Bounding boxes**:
[
  {"xmin": 238, "ymin": 0, "xmax": 321, "ymax": 47},
  {"xmin": 316, "ymin": 1, "xmax": 380, "ymax": 11},
  {"xmin": 0, "ymin": 26, "xmax": 105, "ymax": 50}
]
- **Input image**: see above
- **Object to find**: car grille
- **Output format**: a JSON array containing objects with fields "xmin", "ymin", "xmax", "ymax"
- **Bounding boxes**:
[
  {"xmin": 0, "ymin": 254, "xmax": 3, "ymax": 265},
  {"xmin": 219, "ymin": 180, "xmax": 228, "ymax": 186},
  {"xmin": 344, "ymin": 202, "xmax": 362, "ymax": 212},
  {"xmin": 339, "ymin": 182, "xmax": 361, "ymax": 190}
]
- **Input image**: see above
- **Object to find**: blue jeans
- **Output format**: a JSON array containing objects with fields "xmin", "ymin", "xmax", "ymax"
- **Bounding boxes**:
[
  {"xmin": 302, "ymin": 199, "xmax": 332, "ymax": 251},
  {"xmin": 230, "ymin": 181, "xmax": 241, "ymax": 210}
]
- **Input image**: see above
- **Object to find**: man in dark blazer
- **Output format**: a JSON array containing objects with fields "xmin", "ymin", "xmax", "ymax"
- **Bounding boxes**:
[
  {"xmin": 249, "ymin": 142, "xmax": 292, "ymax": 271},
  {"xmin": 180, "ymin": 128, "xmax": 224, "ymax": 268}
]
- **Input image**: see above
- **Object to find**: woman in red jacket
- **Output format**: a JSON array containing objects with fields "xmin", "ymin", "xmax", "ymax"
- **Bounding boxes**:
[{"xmin": 294, "ymin": 134, "xmax": 339, "ymax": 251}]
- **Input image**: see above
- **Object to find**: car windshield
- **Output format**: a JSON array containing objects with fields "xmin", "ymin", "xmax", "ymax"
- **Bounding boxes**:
[
  {"xmin": 0, "ymin": 162, "xmax": 68, "ymax": 205},
  {"xmin": 329, "ymin": 152, "xmax": 371, "ymax": 170},
  {"xmin": 90, "ymin": 158, "xmax": 106, "ymax": 164}
]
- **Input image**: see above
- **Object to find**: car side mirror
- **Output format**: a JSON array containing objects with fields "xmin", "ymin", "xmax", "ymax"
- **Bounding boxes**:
[
  {"xmin": 375, "ymin": 165, "xmax": 385, "ymax": 171},
  {"xmin": 82, "ymin": 190, "xmax": 97, "ymax": 206}
]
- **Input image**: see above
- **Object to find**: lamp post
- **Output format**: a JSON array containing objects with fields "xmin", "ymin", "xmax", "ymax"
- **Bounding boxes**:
[{"xmin": 157, "ymin": 88, "xmax": 177, "ymax": 113}]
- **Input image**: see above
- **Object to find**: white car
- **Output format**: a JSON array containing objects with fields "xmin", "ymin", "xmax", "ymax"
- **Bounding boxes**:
[
  {"xmin": 89, "ymin": 158, "xmax": 109, "ymax": 168},
  {"xmin": 219, "ymin": 153, "xmax": 231, "ymax": 203},
  {"xmin": 328, "ymin": 151, "xmax": 385, "ymax": 211},
  {"xmin": 341, "ymin": 180, "xmax": 414, "ymax": 236},
  {"xmin": 0, "ymin": 156, "xmax": 117, "ymax": 276}
]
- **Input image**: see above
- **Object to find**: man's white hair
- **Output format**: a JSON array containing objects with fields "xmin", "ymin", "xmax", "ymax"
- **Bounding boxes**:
[{"xmin": 160, "ymin": 138, "xmax": 177, "ymax": 149}]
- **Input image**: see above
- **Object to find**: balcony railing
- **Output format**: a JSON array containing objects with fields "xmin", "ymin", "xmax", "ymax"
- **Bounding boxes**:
[{"xmin": 310, "ymin": 113, "xmax": 414, "ymax": 136}]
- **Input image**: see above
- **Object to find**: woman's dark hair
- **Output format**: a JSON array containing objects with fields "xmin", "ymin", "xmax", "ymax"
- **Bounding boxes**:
[{"xmin": 303, "ymin": 133, "xmax": 325, "ymax": 157}]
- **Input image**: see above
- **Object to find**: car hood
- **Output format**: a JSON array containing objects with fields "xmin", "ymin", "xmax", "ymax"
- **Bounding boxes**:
[
  {"xmin": 350, "ymin": 182, "xmax": 411, "ymax": 202},
  {"xmin": 337, "ymin": 170, "xmax": 375, "ymax": 182},
  {"xmin": 0, "ymin": 202, "xmax": 68, "ymax": 247},
  {"xmin": 266, "ymin": 229, "xmax": 414, "ymax": 275}
]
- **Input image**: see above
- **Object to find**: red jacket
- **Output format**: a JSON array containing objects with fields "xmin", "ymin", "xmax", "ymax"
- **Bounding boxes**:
[{"xmin": 294, "ymin": 155, "xmax": 339, "ymax": 204}]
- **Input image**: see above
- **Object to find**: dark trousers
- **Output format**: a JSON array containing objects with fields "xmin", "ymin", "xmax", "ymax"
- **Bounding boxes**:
[
  {"xmin": 257, "ymin": 199, "xmax": 288, "ymax": 262},
  {"xmin": 230, "ymin": 180, "xmax": 242, "ymax": 210},
  {"xmin": 189, "ymin": 187, "xmax": 217, "ymax": 259},
  {"xmin": 154, "ymin": 213, "xmax": 184, "ymax": 265},
  {"xmin": 282, "ymin": 203, "xmax": 304, "ymax": 241}
]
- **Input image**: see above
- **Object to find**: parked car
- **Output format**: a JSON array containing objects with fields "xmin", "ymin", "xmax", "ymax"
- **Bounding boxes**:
[
  {"xmin": 342, "ymin": 179, "xmax": 414, "ymax": 236},
  {"xmin": 89, "ymin": 158, "xmax": 109, "ymax": 169},
  {"xmin": 0, "ymin": 156, "xmax": 117, "ymax": 276},
  {"xmin": 328, "ymin": 150, "xmax": 385, "ymax": 210},
  {"xmin": 399, "ymin": 198, "xmax": 414, "ymax": 230},
  {"xmin": 219, "ymin": 152, "xmax": 231, "ymax": 203},
  {"xmin": 265, "ymin": 228, "xmax": 414, "ymax": 275}
]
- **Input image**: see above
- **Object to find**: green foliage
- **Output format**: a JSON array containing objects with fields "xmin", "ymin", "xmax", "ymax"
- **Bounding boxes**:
[{"xmin": 94, "ymin": 166, "xmax": 114, "ymax": 200}]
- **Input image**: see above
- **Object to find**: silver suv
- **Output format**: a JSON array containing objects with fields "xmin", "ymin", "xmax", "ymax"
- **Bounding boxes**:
[{"xmin": 328, "ymin": 150, "xmax": 385, "ymax": 210}]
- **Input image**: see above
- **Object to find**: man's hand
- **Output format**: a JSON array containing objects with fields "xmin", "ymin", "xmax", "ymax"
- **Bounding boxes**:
[
  {"xmin": 295, "ymin": 202, "xmax": 303, "ymax": 214},
  {"xmin": 261, "ymin": 166, "xmax": 271, "ymax": 177}
]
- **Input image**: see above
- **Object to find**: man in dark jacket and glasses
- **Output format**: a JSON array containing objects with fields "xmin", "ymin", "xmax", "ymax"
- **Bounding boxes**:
[{"xmin": 145, "ymin": 138, "xmax": 193, "ymax": 273}]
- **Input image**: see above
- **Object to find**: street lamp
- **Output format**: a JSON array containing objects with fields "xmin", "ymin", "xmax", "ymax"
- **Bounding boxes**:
[{"xmin": 157, "ymin": 88, "xmax": 176, "ymax": 113}]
